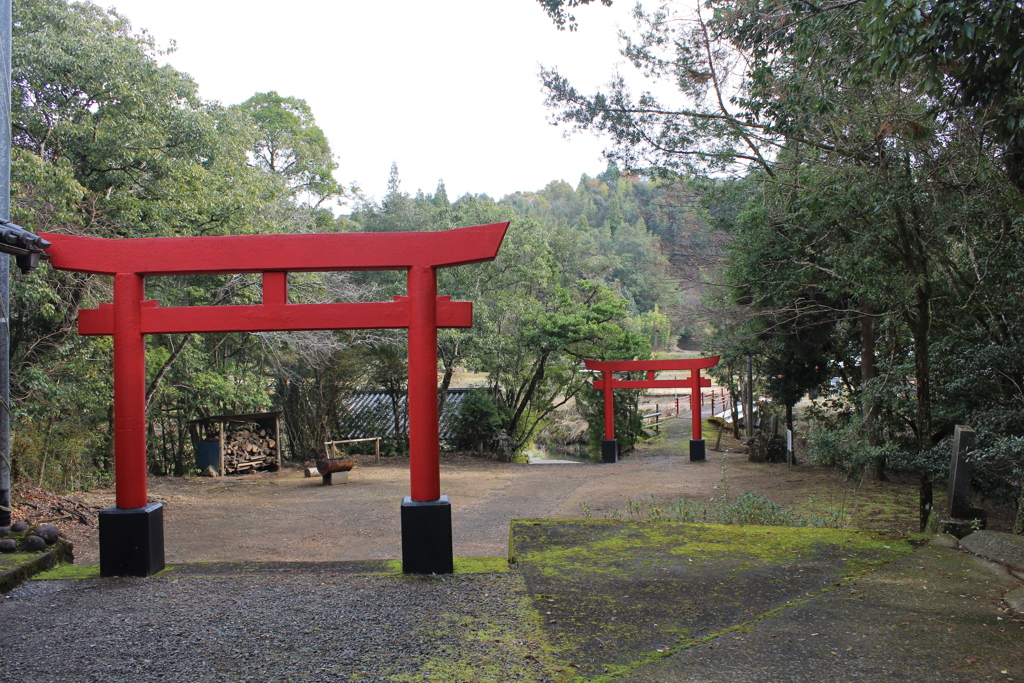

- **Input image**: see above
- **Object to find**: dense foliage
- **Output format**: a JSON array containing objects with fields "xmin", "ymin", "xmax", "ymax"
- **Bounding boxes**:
[{"xmin": 542, "ymin": 0, "xmax": 1024, "ymax": 527}]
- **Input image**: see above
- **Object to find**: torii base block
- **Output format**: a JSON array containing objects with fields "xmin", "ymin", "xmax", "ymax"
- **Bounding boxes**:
[
  {"xmin": 98, "ymin": 503, "xmax": 165, "ymax": 577},
  {"xmin": 401, "ymin": 496, "xmax": 454, "ymax": 574},
  {"xmin": 689, "ymin": 439, "xmax": 706, "ymax": 463},
  {"xmin": 602, "ymin": 439, "xmax": 618, "ymax": 464}
]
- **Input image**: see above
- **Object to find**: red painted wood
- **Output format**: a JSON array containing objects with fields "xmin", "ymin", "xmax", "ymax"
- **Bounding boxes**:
[
  {"xmin": 593, "ymin": 378, "xmax": 711, "ymax": 390},
  {"xmin": 594, "ymin": 377, "xmax": 711, "ymax": 390},
  {"xmin": 585, "ymin": 356, "xmax": 720, "ymax": 442},
  {"xmin": 686, "ymin": 371, "xmax": 711, "ymax": 440},
  {"xmin": 407, "ymin": 266, "xmax": 440, "ymax": 502},
  {"xmin": 40, "ymin": 222, "xmax": 509, "ymax": 275},
  {"xmin": 602, "ymin": 371, "xmax": 615, "ymax": 441},
  {"xmin": 262, "ymin": 272, "xmax": 288, "ymax": 305},
  {"xmin": 584, "ymin": 356, "xmax": 720, "ymax": 372},
  {"xmin": 113, "ymin": 273, "xmax": 148, "ymax": 509},
  {"xmin": 78, "ymin": 298, "xmax": 473, "ymax": 335}
]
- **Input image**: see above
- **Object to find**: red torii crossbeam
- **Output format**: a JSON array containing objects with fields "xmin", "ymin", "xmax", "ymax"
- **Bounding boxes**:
[
  {"xmin": 41, "ymin": 223, "xmax": 508, "ymax": 577},
  {"xmin": 584, "ymin": 356, "xmax": 720, "ymax": 463}
]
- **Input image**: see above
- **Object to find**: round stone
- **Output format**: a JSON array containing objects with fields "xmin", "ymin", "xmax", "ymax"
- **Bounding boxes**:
[
  {"xmin": 0, "ymin": 538, "xmax": 15, "ymax": 553},
  {"xmin": 33, "ymin": 524, "xmax": 60, "ymax": 544},
  {"xmin": 21, "ymin": 535, "xmax": 46, "ymax": 552},
  {"xmin": 10, "ymin": 521, "xmax": 28, "ymax": 533},
  {"xmin": 0, "ymin": 526, "xmax": 9, "ymax": 537}
]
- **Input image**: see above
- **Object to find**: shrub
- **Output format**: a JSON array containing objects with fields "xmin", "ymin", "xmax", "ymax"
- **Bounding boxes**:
[{"xmin": 450, "ymin": 390, "xmax": 510, "ymax": 453}]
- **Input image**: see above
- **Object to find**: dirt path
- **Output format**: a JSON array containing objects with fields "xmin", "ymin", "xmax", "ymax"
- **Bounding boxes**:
[{"xmin": 61, "ymin": 414, "xmax": 921, "ymax": 565}]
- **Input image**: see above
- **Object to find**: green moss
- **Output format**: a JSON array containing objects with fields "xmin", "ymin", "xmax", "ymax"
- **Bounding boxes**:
[
  {"xmin": 382, "ymin": 581, "xmax": 561, "ymax": 679},
  {"xmin": 664, "ymin": 523, "xmax": 905, "ymax": 562},
  {"xmin": 453, "ymin": 556, "xmax": 510, "ymax": 574},
  {"xmin": 0, "ymin": 552, "xmax": 37, "ymax": 569},
  {"xmin": 33, "ymin": 563, "xmax": 101, "ymax": 580},
  {"xmin": 512, "ymin": 520, "xmax": 909, "ymax": 580}
]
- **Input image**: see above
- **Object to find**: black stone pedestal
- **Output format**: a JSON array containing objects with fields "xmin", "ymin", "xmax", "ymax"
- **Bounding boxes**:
[
  {"xmin": 0, "ymin": 488, "xmax": 9, "ymax": 527},
  {"xmin": 689, "ymin": 439, "xmax": 706, "ymax": 462},
  {"xmin": 601, "ymin": 439, "xmax": 618, "ymax": 463},
  {"xmin": 99, "ymin": 503, "xmax": 165, "ymax": 577},
  {"xmin": 401, "ymin": 495, "xmax": 453, "ymax": 574}
]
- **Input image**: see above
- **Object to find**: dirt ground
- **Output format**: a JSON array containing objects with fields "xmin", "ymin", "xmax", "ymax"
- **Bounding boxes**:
[{"xmin": 24, "ymin": 414, "xmax": 947, "ymax": 566}]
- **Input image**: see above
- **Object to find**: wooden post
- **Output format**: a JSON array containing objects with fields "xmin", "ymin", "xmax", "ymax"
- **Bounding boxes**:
[
  {"xmin": 602, "ymin": 371, "xmax": 615, "ymax": 440},
  {"xmin": 274, "ymin": 414, "xmax": 281, "ymax": 468},
  {"xmin": 113, "ymin": 273, "xmax": 147, "ymax": 510},
  {"xmin": 407, "ymin": 265, "xmax": 440, "ymax": 502}
]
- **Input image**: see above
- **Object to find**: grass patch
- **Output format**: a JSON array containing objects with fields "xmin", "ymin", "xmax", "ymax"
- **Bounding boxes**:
[
  {"xmin": 383, "ymin": 556, "xmax": 510, "ymax": 575},
  {"xmin": 603, "ymin": 491, "xmax": 850, "ymax": 528}
]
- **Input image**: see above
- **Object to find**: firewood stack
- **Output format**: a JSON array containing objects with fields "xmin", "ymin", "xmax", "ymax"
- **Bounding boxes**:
[{"xmin": 223, "ymin": 427, "xmax": 278, "ymax": 474}]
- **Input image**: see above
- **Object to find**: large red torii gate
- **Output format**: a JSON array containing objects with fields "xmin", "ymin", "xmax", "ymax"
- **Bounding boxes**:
[
  {"xmin": 584, "ymin": 356, "xmax": 720, "ymax": 463},
  {"xmin": 41, "ymin": 223, "xmax": 508, "ymax": 577}
]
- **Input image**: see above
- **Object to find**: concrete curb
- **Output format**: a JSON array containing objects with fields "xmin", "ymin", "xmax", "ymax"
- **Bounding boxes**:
[
  {"xmin": 0, "ymin": 539, "xmax": 74, "ymax": 594},
  {"xmin": 959, "ymin": 530, "xmax": 1024, "ymax": 573},
  {"xmin": 1007, "ymin": 586, "xmax": 1024, "ymax": 615},
  {"xmin": 958, "ymin": 530, "xmax": 1024, "ymax": 618}
]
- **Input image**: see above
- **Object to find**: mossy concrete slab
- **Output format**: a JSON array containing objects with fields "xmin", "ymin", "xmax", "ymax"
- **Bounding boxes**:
[
  {"xmin": 621, "ymin": 536, "xmax": 1024, "ymax": 682},
  {"xmin": 0, "ymin": 539, "xmax": 74, "ymax": 593},
  {"xmin": 509, "ymin": 519, "xmax": 910, "ymax": 679}
]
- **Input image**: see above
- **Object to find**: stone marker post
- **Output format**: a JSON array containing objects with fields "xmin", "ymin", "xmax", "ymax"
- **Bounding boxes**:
[{"xmin": 947, "ymin": 425, "xmax": 975, "ymax": 519}]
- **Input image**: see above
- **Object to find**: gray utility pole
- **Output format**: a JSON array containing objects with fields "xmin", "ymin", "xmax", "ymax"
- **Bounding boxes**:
[
  {"xmin": 0, "ymin": 0, "xmax": 11, "ymax": 528},
  {"xmin": 0, "ymin": 3, "xmax": 52, "ymax": 525}
]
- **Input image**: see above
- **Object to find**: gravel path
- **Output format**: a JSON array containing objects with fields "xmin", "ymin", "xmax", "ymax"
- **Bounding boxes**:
[{"xmin": 0, "ymin": 569, "xmax": 555, "ymax": 683}]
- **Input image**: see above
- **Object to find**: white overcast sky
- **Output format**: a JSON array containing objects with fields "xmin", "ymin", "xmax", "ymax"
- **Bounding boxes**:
[{"xmin": 103, "ymin": 0, "xmax": 645, "ymax": 205}]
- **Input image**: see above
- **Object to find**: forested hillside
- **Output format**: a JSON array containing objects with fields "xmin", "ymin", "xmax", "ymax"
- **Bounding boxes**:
[{"xmin": 500, "ymin": 164, "xmax": 722, "ymax": 345}]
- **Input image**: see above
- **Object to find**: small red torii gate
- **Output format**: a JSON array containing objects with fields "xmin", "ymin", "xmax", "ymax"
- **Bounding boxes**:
[
  {"xmin": 584, "ymin": 356, "xmax": 720, "ymax": 463},
  {"xmin": 41, "ymin": 223, "xmax": 508, "ymax": 577}
]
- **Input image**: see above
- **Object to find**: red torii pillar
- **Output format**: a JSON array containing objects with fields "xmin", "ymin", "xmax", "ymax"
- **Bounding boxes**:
[
  {"xmin": 42, "ymin": 223, "xmax": 508, "ymax": 576},
  {"xmin": 584, "ymin": 356, "xmax": 720, "ymax": 463}
]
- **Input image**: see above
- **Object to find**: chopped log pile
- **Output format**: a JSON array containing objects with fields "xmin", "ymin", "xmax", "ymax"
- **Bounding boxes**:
[{"xmin": 222, "ymin": 427, "xmax": 279, "ymax": 474}]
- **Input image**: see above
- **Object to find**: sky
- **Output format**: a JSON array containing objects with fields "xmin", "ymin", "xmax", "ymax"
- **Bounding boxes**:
[{"xmin": 102, "ymin": 0, "xmax": 646, "ymax": 206}]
